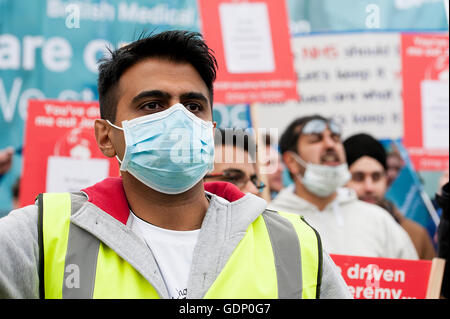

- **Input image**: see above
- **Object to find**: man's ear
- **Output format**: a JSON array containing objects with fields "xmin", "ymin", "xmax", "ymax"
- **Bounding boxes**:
[
  {"xmin": 94, "ymin": 119, "xmax": 116, "ymax": 158},
  {"xmin": 283, "ymin": 151, "xmax": 302, "ymax": 176}
]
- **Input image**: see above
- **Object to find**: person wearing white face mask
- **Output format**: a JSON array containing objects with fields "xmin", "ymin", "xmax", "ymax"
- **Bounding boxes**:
[{"xmin": 269, "ymin": 115, "xmax": 418, "ymax": 260}]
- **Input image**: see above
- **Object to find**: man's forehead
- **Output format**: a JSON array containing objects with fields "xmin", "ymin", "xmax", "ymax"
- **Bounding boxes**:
[
  {"xmin": 351, "ymin": 168, "xmax": 385, "ymax": 174},
  {"xmin": 350, "ymin": 156, "xmax": 385, "ymax": 172},
  {"xmin": 118, "ymin": 58, "xmax": 209, "ymax": 96},
  {"xmin": 297, "ymin": 126, "xmax": 339, "ymax": 143}
]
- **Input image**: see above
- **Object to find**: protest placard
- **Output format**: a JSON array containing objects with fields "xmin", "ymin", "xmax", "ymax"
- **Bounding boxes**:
[
  {"xmin": 19, "ymin": 99, "xmax": 120, "ymax": 207},
  {"xmin": 331, "ymin": 254, "xmax": 445, "ymax": 299},
  {"xmin": 197, "ymin": 0, "xmax": 298, "ymax": 105},
  {"xmin": 401, "ymin": 33, "xmax": 449, "ymax": 171},
  {"xmin": 256, "ymin": 32, "xmax": 403, "ymax": 140}
]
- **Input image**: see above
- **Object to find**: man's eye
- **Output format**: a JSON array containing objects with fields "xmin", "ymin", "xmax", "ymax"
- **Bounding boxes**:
[
  {"xmin": 141, "ymin": 102, "xmax": 162, "ymax": 110},
  {"xmin": 372, "ymin": 172, "xmax": 383, "ymax": 182},
  {"xmin": 331, "ymin": 134, "xmax": 341, "ymax": 142},
  {"xmin": 352, "ymin": 173, "xmax": 365, "ymax": 182},
  {"xmin": 184, "ymin": 103, "xmax": 202, "ymax": 112},
  {"xmin": 308, "ymin": 134, "xmax": 322, "ymax": 142}
]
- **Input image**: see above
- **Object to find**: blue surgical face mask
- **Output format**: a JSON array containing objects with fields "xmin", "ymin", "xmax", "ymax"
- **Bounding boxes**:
[{"xmin": 107, "ymin": 103, "xmax": 215, "ymax": 194}]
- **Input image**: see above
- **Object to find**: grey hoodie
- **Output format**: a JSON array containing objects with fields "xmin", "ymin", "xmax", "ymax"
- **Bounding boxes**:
[
  {"xmin": 269, "ymin": 186, "xmax": 418, "ymax": 259},
  {"xmin": 0, "ymin": 178, "xmax": 351, "ymax": 299}
]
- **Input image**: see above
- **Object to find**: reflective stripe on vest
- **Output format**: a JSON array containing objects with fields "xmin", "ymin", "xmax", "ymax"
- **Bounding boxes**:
[
  {"xmin": 39, "ymin": 193, "xmax": 322, "ymax": 299},
  {"xmin": 39, "ymin": 193, "xmax": 158, "ymax": 299}
]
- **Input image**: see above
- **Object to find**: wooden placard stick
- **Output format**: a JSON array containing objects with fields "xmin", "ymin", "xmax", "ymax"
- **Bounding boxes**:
[{"xmin": 425, "ymin": 257, "xmax": 446, "ymax": 299}]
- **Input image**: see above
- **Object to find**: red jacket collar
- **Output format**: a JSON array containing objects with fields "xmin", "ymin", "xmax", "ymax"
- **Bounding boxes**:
[
  {"xmin": 82, "ymin": 177, "xmax": 245, "ymax": 225},
  {"xmin": 203, "ymin": 181, "xmax": 245, "ymax": 202}
]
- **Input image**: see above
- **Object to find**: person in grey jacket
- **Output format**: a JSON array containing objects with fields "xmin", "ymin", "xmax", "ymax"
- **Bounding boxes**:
[{"xmin": 0, "ymin": 31, "xmax": 350, "ymax": 299}]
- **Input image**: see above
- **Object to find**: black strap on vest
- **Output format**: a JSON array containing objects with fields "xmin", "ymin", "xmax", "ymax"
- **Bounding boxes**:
[
  {"xmin": 300, "ymin": 215, "xmax": 323, "ymax": 298},
  {"xmin": 37, "ymin": 193, "xmax": 45, "ymax": 299}
]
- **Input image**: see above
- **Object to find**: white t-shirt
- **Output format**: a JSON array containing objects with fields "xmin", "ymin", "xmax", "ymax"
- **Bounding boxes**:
[{"xmin": 130, "ymin": 211, "xmax": 200, "ymax": 299}]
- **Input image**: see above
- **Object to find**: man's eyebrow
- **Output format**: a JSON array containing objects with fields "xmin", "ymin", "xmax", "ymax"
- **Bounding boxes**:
[
  {"xmin": 180, "ymin": 92, "xmax": 209, "ymax": 104},
  {"xmin": 131, "ymin": 90, "xmax": 171, "ymax": 104}
]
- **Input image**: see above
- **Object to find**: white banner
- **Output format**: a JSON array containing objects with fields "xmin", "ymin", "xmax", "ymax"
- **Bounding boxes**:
[{"xmin": 256, "ymin": 33, "xmax": 403, "ymax": 140}]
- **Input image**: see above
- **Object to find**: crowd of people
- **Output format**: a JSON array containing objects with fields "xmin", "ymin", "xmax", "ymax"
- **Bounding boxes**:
[{"xmin": 0, "ymin": 30, "xmax": 448, "ymax": 299}]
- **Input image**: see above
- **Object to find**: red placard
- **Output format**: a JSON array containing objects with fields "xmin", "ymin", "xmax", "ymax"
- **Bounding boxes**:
[
  {"xmin": 401, "ymin": 33, "xmax": 449, "ymax": 171},
  {"xmin": 19, "ymin": 100, "xmax": 120, "ymax": 207},
  {"xmin": 197, "ymin": 0, "xmax": 298, "ymax": 104},
  {"xmin": 330, "ymin": 254, "xmax": 440, "ymax": 299}
]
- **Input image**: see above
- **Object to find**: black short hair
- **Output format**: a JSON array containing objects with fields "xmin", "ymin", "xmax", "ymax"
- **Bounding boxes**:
[
  {"xmin": 97, "ymin": 30, "xmax": 218, "ymax": 122},
  {"xmin": 214, "ymin": 128, "xmax": 257, "ymax": 161},
  {"xmin": 279, "ymin": 114, "xmax": 328, "ymax": 155}
]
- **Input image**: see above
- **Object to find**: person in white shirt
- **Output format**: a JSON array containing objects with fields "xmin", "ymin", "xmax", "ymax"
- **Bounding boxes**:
[{"xmin": 269, "ymin": 115, "xmax": 418, "ymax": 259}]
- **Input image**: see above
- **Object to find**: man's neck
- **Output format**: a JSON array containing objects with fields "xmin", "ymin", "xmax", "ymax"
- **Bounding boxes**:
[
  {"xmin": 122, "ymin": 173, "xmax": 210, "ymax": 231},
  {"xmin": 294, "ymin": 181, "xmax": 337, "ymax": 211}
]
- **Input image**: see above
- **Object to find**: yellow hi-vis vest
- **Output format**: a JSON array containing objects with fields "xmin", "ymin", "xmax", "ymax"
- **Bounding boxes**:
[{"xmin": 37, "ymin": 193, "xmax": 323, "ymax": 299}]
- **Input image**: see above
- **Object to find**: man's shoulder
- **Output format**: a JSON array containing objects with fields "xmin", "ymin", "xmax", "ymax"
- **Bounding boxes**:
[
  {"xmin": 0, "ymin": 204, "xmax": 38, "ymax": 225},
  {"xmin": 0, "ymin": 204, "xmax": 39, "ymax": 250},
  {"xmin": 342, "ymin": 196, "xmax": 396, "ymax": 219},
  {"xmin": 1, "ymin": 191, "xmax": 89, "ymax": 222},
  {"xmin": 400, "ymin": 217, "xmax": 429, "ymax": 236},
  {"xmin": 339, "ymin": 197, "xmax": 410, "ymax": 234}
]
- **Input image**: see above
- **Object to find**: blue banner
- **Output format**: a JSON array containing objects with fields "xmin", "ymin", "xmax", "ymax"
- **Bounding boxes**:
[
  {"xmin": 288, "ymin": 0, "xmax": 448, "ymax": 34},
  {"xmin": 385, "ymin": 142, "xmax": 440, "ymax": 239}
]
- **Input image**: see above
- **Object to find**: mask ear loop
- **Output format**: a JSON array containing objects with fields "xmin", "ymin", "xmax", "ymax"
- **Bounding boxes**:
[
  {"xmin": 106, "ymin": 120, "xmax": 123, "ymax": 131},
  {"xmin": 106, "ymin": 120, "xmax": 125, "ymax": 167},
  {"xmin": 288, "ymin": 151, "xmax": 308, "ymax": 168},
  {"xmin": 288, "ymin": 151, "xmax": 308, "ymax": 187}
]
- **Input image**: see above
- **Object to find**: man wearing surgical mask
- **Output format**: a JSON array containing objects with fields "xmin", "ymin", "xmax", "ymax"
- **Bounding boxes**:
[
  {"xmin": 204, "ymin": 128, "xmax": 265, "ymax": 196},
  {"xmin": 0, "ymin": 32, "xmax": 351, "ymax": 299},
  {"xmin": 269, "ymin": 115, "xmax": 418, "ymax": 259}
]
